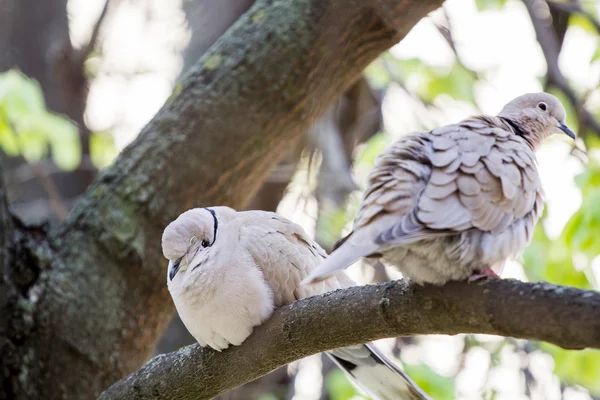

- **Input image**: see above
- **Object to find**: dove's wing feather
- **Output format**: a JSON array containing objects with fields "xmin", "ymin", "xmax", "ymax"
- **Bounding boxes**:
[
  {"xmin": 240, "ymin": 211, "xmax": 352, "ymax": 305},
  {"xmin": 303, "ymin": 132, "xmax": 437, "ymax": 283},
  {"xmin": 239, "ymin": 210, "xmax": 431, "ymax": 400},
  {"xmin": 305, "ymin": 117, "xmax": 543, "ymax": 284}
]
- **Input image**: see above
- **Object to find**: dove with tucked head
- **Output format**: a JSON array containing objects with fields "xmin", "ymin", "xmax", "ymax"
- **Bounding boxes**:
[
  {"xmin": 162, "ymin": 207, "xmax": 431, "ymax": 400},
  {"xmin": 303, "ymin": 92, "xmax": 576, "ymax": 286}
]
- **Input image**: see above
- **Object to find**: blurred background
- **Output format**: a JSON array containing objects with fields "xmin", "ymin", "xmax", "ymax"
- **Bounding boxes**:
[{"xmin": 1, "ymin": 0, "xmax": 599, "ymax": 399}]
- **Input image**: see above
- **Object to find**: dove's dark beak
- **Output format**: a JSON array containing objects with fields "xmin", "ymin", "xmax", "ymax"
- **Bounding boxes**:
[
  {"xmin": 168, "ymin": 259, "xmax": 181, "ymax": 281},
  {"xmin": 559, "ymin": 122, "xmax": 576, "ymax": 140}
]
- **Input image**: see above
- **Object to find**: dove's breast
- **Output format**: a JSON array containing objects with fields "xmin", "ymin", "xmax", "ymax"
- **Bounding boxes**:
[
  {"xmin": 380, "ymin": 203, "xmax": 540, "ymax": 285},
  {"xmin": 380, "ymin": 236, "xmax": 479, "ymax": 285}
]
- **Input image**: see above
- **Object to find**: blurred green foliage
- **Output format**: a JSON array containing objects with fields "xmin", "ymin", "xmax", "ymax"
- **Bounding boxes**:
[
  {"xmin": 90, "ymin": 130, "xmax": 119, "ymax": 169},
  {"xmin": 0, "ymin": 69, "xmax": 81, "ymax": 170},
  {"xmin": 324, "ymin": 361, "xmax": 454, "ymax": 400},
  {"xmin": 325, "ymin": 369, "xmax": 366, "ymax": 400},
  {"xmin": 0, "ymin": 69, "xmax": 118, "ymax": 171},
  {"xmin": 403, "ymin": 363, "xmax": 455, "ymax": 400}
]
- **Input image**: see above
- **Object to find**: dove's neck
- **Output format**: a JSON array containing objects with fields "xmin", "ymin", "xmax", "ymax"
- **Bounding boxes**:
[{"xmin": 497, "ymin": 116, "xmax": 545, "ymax": 152}]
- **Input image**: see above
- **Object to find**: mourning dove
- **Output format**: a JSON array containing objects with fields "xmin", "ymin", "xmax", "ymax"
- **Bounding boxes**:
[
  {"xmin": 162, "ymin": 207, "xmax": 431, "ymax": 400},
  {"xmin": 303, "ymin": 92, "xmax": 576, "ymax": 285}
]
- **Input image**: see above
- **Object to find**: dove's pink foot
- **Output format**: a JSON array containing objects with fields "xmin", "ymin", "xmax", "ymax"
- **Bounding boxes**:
[{"xmin": 468, "ymin": 268, "xmax": 500, "ymax": 283}]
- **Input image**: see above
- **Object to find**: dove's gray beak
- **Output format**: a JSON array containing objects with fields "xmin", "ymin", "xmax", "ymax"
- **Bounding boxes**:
[
  {"xmin": 168, "ymin": 259, "xmax": 181, "ymax": 281},
  {"xmin": 559, "ymin": 122, "xmax": 576, "ymax": 140}
]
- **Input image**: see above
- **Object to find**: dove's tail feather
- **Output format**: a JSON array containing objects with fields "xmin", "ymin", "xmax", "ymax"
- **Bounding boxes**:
[
  {"xmin": 302, "ymin": 232, "xmax": 378, "ymax": 285},
  {"xmin": 326, "ymin": 344, "xmax": 432, "ymax": 400}
]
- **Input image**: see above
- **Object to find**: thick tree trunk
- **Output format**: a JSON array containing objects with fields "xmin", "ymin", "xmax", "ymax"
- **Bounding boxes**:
[{"xmin": 0, "ymin": 0, "xmax": 442, "ymax": 398}]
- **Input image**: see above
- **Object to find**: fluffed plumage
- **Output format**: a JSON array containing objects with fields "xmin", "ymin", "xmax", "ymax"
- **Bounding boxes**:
[
  {"xmin": 303, "ymin": 92, "xmax": 576, "ymax": 285},
  {"xmin": 162, "ymin": 207, "xmax": 431, "ymax": 400}
]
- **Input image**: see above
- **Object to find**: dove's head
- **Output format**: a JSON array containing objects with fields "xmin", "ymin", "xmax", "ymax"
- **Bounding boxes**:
[
  {"xmin": 162, "ymin": 206, "xmax": 236, "ymax": 282},
  {"xmin": 497, "ymin": 92, "xmax": 576, "ymax": 150}
]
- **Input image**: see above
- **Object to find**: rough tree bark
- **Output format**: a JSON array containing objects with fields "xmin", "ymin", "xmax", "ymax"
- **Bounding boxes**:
[
  {"xmin": 0, "ymin": 0, "xmax": 443, "ymax": 398},
  {"xmin": 100, "ymin": 279, "xmax": 600, "ymax": 399}
]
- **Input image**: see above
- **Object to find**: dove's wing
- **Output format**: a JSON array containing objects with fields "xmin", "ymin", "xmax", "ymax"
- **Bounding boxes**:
[
  {"xmin": 413, "ymin": 117, "xmax": 541, "ymax": 235},
  {"xmin": 302, "ymin": 131, "xmax": 438, "ymax": 283},
  {"xmin": 239, "ymin": 210, "xmax": 431, "ymax": 400},
  {"xmin": 304, "ymin": 117, "xmax": 543, "ymax": 284},
  {"xmin": 239, "ymin": 211, "xmax": 353, "ymax": 305}
]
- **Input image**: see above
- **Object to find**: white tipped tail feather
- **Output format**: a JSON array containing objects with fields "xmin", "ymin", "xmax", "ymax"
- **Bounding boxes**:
[
  {"xmin": 329, "ymin": 344, "xmax": 431, "ymax": 400},
  {"xmin": 162, "ymin": 207, "xmax": 432, "ymax": 400}
]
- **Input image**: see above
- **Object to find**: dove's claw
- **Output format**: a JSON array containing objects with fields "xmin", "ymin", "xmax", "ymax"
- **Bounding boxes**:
[{"xmin": 468, "ymin": 268, "xmax": 500, "ymax": 283}]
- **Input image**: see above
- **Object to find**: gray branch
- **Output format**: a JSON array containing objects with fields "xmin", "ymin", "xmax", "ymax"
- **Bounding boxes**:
[
  {"xmin": 100, "ymin": 279, "xmax": 600, "ymax": 400},
  {"xmin": 524, "ymin": 0, "xmax": 600, "ymax": 137}
]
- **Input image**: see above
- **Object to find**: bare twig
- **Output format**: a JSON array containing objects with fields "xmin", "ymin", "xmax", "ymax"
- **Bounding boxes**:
[
  {"xmin": 435, "ymin": 8, "xmax": 480, "ymax": 82},
  {"xmin": 523, "ymin": 0, "xmax": 600, "ymax": 138},
  {"xmin": 77, "ymin": 0, "xmax": 111, "ymax": 64},
  {"xmin": 547, "ymin": 1, "xmax": 600, "ymax": 35},
  {"xmin": 28, "ymin": 164, "xmax": 69, "ymax": 221},
  {"xmin": 100, "ymin": 279, "xmax": 600, "ymax": 400}
]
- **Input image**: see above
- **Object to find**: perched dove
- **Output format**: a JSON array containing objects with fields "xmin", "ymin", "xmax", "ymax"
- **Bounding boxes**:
[
  {"xmin": 162, "ymin": 207, "xmax": 431, "ymax": 400},
  {"xmin": 304, "ymin": 92, "xmax": 576, "ymax": 285}
]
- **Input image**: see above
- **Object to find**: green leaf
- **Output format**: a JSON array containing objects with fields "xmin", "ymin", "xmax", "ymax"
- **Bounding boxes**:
[
  {"xmin": 0, "ymin": 69, "xmax": 81, "ymax": 170},
  {"xmin": 257, "ymin": 394, "xmax": 279, "ymax": 400},
  {"xmin": 541, "ymin": 343, "xmax": 600, "ymax": 395},
  {"xmin": 474, "ymin": 0, "xmax": 508, "ymax": 12},
  {"xmin": 354, "ymin": 132, "xmax": 390, "ymax": 170},
  {"xmin": 90, "ymin": 131, "xmax": 118, "ymax": 169},
  {"xmin": 0, "ymin": 69, "xmax": 46, "ymax": 116},
  {"xmin": 364, "ymin": 61, "xmax": 391, "ymax": 90},
  {"xmin": 325, "ymin": 369, "xmax": 369, "ymax": 400},
  {"xmin": 592, "ymin": 42, "xmax": 600, "ymax": 63},
  {"xmin": 316, "ymin": 205, "xmax": 350, "ymax": 250},
  {"xmin": 569, "ymin": 14, "xmax": 599, "ymax": 35},
  {"xmin": 421, "ymin": 64, "xmax": 476, "ymax": 105},
  {"xmin": 403, "ymin": 363, "xmax": 455, "ymax": 400},
  {"xmin": 0, "ymin": 108, "xmax": 19, "ymax": 156}
]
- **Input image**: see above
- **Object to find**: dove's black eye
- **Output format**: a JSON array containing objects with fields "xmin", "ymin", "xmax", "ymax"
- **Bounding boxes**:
[
  {"xmin": 537, "ymin": 102, "xmax": 547, "ymax": 111},
  {"xmin": 201, "ymin": 239, "xmax": 210, "ymax": 247}
]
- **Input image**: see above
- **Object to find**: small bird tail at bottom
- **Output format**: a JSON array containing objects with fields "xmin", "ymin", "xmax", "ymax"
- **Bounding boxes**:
[{"xmin": 327, "ymin": 343, "xmax": 432, "ymax": 400}]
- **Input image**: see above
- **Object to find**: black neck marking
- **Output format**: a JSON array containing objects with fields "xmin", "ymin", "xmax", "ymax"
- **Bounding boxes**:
[
  {"xmin": 204, "ymin": 208, "xmax": 218, "ymax": 246},
  {"xmin": 500, "ymin": 117, "xmax": 527, "ymax": 138}
]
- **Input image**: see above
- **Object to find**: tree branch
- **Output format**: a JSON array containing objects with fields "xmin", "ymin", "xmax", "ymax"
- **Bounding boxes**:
[
  {"xmin": 547, "ymin": 1, "xmax": 600, "ymax": 35},
  {"xmin": 100, "ymin": 279, "xmax": 600, "ymax": 399},
  {"xmin": 524, "ymin": 0, "xmax": 600, "ymax": 138},
  {"xmin": 10, "ymin": 0, "xmax": 442, "ymax": 397}
]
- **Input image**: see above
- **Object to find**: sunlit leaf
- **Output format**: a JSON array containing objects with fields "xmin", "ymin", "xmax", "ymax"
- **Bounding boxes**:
[
  {"xmin": 0, "ymin": 69, "xmax": 46, "ymax": 116},
  {"xmin": 354, "ymin": 132, "xmax": 390, "ymax": 170},
  {"xmin": 0, "ymin": 109, "xmax": 19, "ymax": 156},
  {"xmin": 403, "ymin": 363, "xmax": 455, "ymax": 400},
  {"xmin": 523, "ymin": 223, "xmax": 552, "ymax": 282},
  {"xmin": 474, "ymin": 0, "xmax": 508, "ymax": 12},
  {"xmin": 90, "ymin": 130, "xmax": 118, "ymax": 169},
  {"xmin": 364, "ymin": 62, "xmax": 391, "ymax": 90},
  {"xmin": 0, "ymin": 69, "xmax": 81, "ymax": 170},
  {"xmin": 569, "ymin": 14, "xmax": 599, "ymax": 35},
  {"xmin": 257, "ymin": 394, "xmax": 279, "ymax": 400},
  {"xmin": 592, "ymin": 42, "xmax": 600, "ymax": 63},
  {"xmin": 325, "ymin": 369, "xmax": 368, "ymax": 400},
  {"xmin": 421, "ymin": 64, "xmax": 476, "ymax": 105},
  {"xmin": 316, "ymin": 205, "xmax": 350, "ymax": 250}
]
